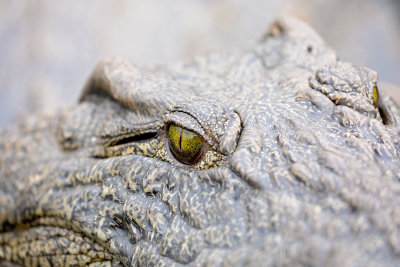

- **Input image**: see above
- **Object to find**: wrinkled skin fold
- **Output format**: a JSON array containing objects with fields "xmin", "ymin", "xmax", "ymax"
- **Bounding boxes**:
[{"xmin": 1, "ymin": 18, "xmax": 400, "ymax": 266}]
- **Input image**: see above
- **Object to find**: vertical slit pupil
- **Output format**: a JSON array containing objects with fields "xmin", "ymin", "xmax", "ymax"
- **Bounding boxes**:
[{"xmin": 178, "ymin": 129, "xmax": 182, "ymax": 150}]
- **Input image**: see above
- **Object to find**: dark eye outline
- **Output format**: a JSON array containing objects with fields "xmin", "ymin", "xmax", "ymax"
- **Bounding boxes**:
[{"xmin": 165, "ymin": 123, "xmax": 205, "ymax": 165}]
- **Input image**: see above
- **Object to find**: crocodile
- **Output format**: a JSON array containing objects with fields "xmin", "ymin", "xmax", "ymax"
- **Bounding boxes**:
[{"xmin": 1, "ymin": 17, "xmax": 400, "ymax": 266}]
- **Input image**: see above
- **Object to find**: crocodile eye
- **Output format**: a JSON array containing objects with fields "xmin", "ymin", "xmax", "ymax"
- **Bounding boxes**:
[
  {"xmin": 167, "ymin": 124, "xmax": 203, "ymax": 164},
  {"xmin": 373, "ymin": 86, "xmax": 379, "ymax": 105}
]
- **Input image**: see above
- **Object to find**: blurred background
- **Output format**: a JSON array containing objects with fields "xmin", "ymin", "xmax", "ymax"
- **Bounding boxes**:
[{"xmin": 0, "ymin": 0, "xmax": 399, "ymax": 127}]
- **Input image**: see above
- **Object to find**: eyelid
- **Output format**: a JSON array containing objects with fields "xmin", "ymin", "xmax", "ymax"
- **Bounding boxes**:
[{"xmin": 163, "ymin": 111, "xmax": 216, "ymax": 148}]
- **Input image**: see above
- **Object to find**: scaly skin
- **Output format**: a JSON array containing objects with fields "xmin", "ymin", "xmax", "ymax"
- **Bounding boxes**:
[{"xmin": 1, "ymin": 18, "xmax": 400, "ymax": 266}]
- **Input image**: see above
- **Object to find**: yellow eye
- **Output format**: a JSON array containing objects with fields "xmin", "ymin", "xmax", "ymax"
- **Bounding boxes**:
[
  {"xmin": 373, "ymin": 86, "xmax": 379, "ymax": 104},
  {"xmin": 168, "ymin": 124, "xmax": 203, "ymax": 165}
]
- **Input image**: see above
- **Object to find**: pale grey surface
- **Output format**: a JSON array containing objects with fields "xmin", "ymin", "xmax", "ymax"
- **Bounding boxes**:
[{"xmin": 0, "ymin": 0, "xmax": 399, "ymax": 127}]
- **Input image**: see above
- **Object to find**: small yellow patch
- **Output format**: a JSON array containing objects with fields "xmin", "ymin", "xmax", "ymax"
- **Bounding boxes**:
[{"xmin": 373, "ymin": 86, "xmax": 379, "ymax": 104}]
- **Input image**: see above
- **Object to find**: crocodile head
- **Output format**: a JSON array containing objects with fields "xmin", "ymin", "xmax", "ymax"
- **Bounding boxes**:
[{"xmin": 1, "ymin": 18, "xmax": 400, "ymax": 266}]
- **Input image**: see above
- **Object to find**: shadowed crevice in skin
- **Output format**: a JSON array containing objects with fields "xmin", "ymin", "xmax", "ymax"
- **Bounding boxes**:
[
  {"xmin": 1, "ymin": 17, "xmax": 400, "ymax": 266},
  {"xmin": 107, "ymin": 132, "xmax": 159, "ymax": 147}
]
